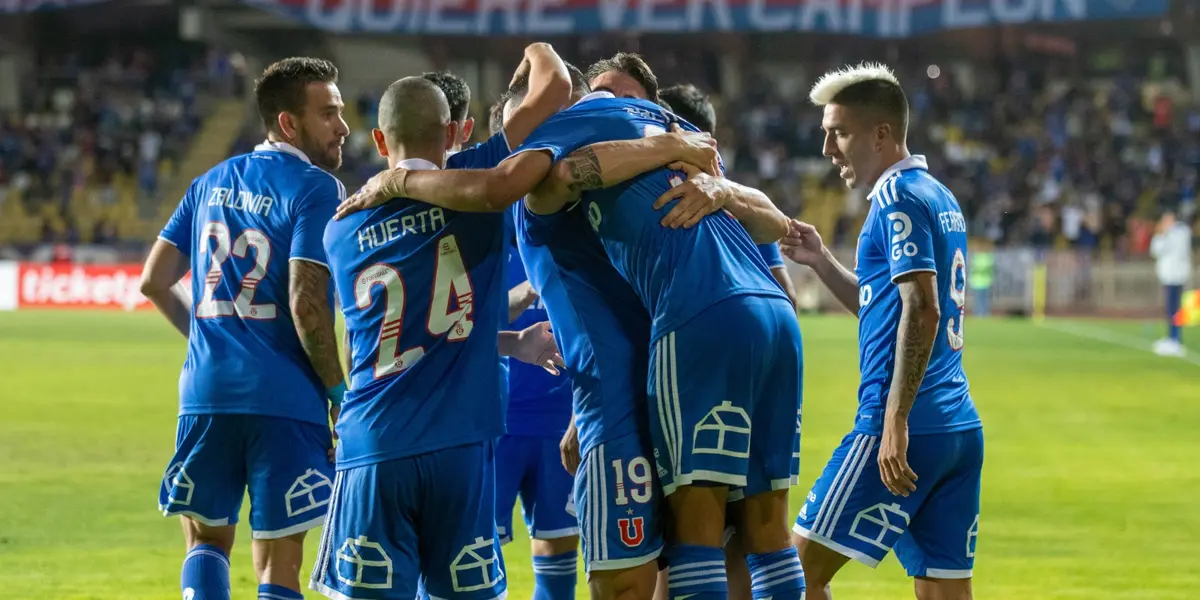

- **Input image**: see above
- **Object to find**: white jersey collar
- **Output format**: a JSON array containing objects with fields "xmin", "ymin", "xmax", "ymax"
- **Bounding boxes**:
[
  {"xmin": 575, "ymin": 91, "xmax": 616, "ymax": 106},
  {"xmin": 397, "ymin": 158, "xmax": 439, "ymax": 171},
  {"xmin": 254, "ymin": 140, "xmax": 311, "ymax": 164},
  {"xmin": 869, "ymin": 154, "xmax": 928, "ymax": 200}
]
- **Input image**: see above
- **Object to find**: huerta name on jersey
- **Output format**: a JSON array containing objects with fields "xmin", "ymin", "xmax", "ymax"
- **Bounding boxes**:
[{"xmin": 324, "ymin": 133, "xmax": 513, "ymax": 469}]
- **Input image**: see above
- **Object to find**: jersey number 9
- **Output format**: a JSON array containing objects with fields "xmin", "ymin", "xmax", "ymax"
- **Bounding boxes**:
[
  {"xmin": 354, "ymin": 234, "xmax": 475, "ymax": 379},
  {"xmin": 947, "ymin": 248, "xmax": 966, "ymax": 351}
]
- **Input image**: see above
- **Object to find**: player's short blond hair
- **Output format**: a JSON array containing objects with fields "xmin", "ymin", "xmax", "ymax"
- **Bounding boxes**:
[
  {"xmin": 809, "ymin": 62, "xmax": 900, "ymax": 106},
  {"xmin": 808, "ymin": 62, "xmax": 908, "ymax": 141}
]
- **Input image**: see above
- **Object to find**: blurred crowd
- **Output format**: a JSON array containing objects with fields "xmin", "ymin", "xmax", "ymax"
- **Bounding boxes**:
[
  {"xmin": 0, "ymin": 45, "xmax": 237, "ymax": 247},
  {"xmin": 8, "ymin": 37, "xmax": 1200, "ymax": 257}
]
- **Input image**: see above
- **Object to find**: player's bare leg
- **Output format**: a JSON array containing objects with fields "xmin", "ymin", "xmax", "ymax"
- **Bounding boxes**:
[
  {"xmin": 913, "ymin": 577, "xmax": 972, "ymax": 600},
  {"xmin": 734, "ymin": 489, "xmax": 805, "ymax": 599},
  {"xmin": 722, "ymin": 530, "xmax": 751, "ymax": 600},
  {"xmin": 792, "ymin": 531, "xmax": 847, "ymax": 600},
  {"xmin": 180, "ymin": 517, "xmax": 235, "ymax": 600},
  {"xmin": 591, "ymin": 560, "xmax": 659, "ymax": 600},
  {"xmin": 251, "ymin": 531, "xmax": 307, "ymax": 593},
  {"xmin": 531, "ymin": 535, "xmax": 581, "ymax": 600},
  {"xmin": 662, "ymin": 484, "xmax": 728, "ymax": 600},
  {"xmin": 652, "ymin": 567, "xmax": 669, "ymax": 600}
]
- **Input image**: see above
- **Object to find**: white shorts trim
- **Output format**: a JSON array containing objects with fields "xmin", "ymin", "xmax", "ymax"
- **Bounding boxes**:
[
  {"xmin": 925, "ymin": 568, "xmax": 973, "ymax": 579},
  {"xmin": 532, "ymin": 526, "xmax": 580, "ymax": 540},
  {"xmin": 771, "ymin": 477, "xmax": 792, "ymax": 491},
  {"xmin": 665, "ymin": 471, "xmax": 747, "ymax": 496},
  {"xmin": 727, "ymin": 488, "xmax": 744, "ymax": 502},
  {"xmin": 792, "ymin": 524, "xmax": 881, "ymax": 569},
  {"xmin": 586, "ymin": 545, "xmax": 663, "ymax": 572},
  {"xmin": 160, "ymin": 506, "xmax": 231, "ymax": 527},
  {"xmin": 252, "ymin": 514, "xmax": 327, "ymax": 539},
  {"xmin": 309, "ymin": 580, "xmax": 359, "ymax": 600}
]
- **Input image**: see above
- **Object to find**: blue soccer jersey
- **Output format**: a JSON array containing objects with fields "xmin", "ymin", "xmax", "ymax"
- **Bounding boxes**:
[
  {"xmin": 324, "ymin": 134, "xmax": 513, "ymax": 469},
  {"xmin": 759, "ymin": 242, "xmax": 785, "ymax": 269},
  {"xmin": 159, "ymin": 141, "xmax": 344, "ymax": 427},
  {"xmin": 514, "ymin": 200, "xmax": 652, "ymax": 456},
  {"xmin": 511, "ymin": 96, "xmax": 787, "ymax": 341},
  {"xmin": 503, "ymin": 234, "xmax": 573, "ymax": 438},
  {"xmin": 854, "ymin": 155, "xmax": 981, "ymax": 435}
]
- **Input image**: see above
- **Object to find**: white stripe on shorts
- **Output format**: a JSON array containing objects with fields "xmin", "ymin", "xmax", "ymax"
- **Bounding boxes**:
[
  {"xmin": 598, "ymin": 442, "xmax": 609, "ymax": 562},
  {"xmin": 668, "ymin": 333, "xmax": 684, "ymax": 480},
  {"xmin": 655, "ymin": 337, "xmax": 676, "ymax": 485},
  {"xmin": 310, "ymin": 470, "xmax": 343, "ymax": 586},
  {"xmin": 814, "ymin": 434, "xmax": 868, "ymax": 537},
  {"xmin": 827, "ymin": 435, "xmax": 876, "ymax": 537}
]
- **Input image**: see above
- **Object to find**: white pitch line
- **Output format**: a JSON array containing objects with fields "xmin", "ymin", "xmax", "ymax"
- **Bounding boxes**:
[{"xmin": 1039, "ymin": 320, "xmax": 1200, "ymax": 368}]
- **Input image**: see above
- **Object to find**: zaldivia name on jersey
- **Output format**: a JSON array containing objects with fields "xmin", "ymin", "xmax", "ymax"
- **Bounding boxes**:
[
  {"xmin": 207, "ymin": 186, "xmax": 275, "ymax": 217},
  {"xmin": 356, "ymin": 207, "xmax": 447, "ymax": 253}
]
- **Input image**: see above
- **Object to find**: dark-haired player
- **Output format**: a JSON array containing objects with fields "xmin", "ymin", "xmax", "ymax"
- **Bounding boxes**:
[
  {"xmin": 783, "ymin": 62, "xmax": 983, "ymax": 600},
  {"xmin": 141, "ymin": 57, "xmax": 350, "ymax": 600},
  {"xmin": 422, "ymin": 71, "xmax": 475, "ymax": 151}
]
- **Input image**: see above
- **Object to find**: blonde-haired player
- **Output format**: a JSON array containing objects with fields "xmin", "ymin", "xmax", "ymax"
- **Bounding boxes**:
[{"xmin": 782, "ymin": 63, "xmax": 983, "ymax": 600}]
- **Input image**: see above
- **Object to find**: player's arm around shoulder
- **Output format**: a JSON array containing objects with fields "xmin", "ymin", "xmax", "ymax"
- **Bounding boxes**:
[
  {"xmin": 526, "ymin": 125, "xmax": 720, "ymax": 215},
  {"xmin": 653, "ymin": 163, "xmax": 788, "ymax": 242}
]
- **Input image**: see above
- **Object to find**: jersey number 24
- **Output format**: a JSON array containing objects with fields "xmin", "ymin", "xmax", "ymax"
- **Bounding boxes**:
[{"xmin": 353, "ymin": 234, "xmax": 475, "ymax": 379}]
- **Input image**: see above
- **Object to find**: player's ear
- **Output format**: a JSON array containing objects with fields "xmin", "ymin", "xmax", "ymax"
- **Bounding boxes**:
[
  {"xmin": 371, "ymin": 128, "xmax": 388, "ymax": 158},
  {"xmin": 276, "ymin": 112, "xmax": 298, "ymax": 142},
  {"xmin": 461, "ymin": 117, "xmax": 475, "ymax": 144},
  {"xmin": 876, "ymin": 122, "xmax": 891, "ymax": 148},
  {"xmin": 444, "ymin": 120, "xmax": 460, "ymax": 152}
]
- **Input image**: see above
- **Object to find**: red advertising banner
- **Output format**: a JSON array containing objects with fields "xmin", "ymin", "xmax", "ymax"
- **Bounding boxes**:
[{"xmin": 15, "ymin": 263, "xmax": 191, "ymax": 311}]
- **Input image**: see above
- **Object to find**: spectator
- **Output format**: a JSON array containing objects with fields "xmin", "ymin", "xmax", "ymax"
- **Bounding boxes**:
[{"xmin": 1151, "ymin": 208, "xmax": 1193, "ymax": 356}]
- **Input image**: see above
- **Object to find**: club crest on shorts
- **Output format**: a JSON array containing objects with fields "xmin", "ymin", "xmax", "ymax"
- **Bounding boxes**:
[{"xmin": 618, "ymin": 516, "xmax": 645, "ymax": 547}]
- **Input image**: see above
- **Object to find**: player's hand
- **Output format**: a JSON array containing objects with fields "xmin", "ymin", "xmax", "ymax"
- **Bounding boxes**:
[
  {"xmin": 559, "ymin": 418, "xmax": 581, "ymax": 475},
  {"xmin": 667, "ymin": 123, "xmax": 721, "ymax": 177},
  {"xmin": 779, "ymin": 219, "xmax": 827, "ymax": 267},
  {"xmin": 335, "ymin": 169, "xmax": 407, "ymax": 220},
  {"xmin": 508, "ymin": 280, "xmax": 539, "ymax": 323},
  {"xmin": 654, "ymin": 162, "xmax": 729, "ymax": 229},
  {"xmin": 513, "ymin": 321, "xmax": 566, "ymax": 375},
  {"xmin": 878, "ymin": 416, "xmax": 918, "ymax": 497}
]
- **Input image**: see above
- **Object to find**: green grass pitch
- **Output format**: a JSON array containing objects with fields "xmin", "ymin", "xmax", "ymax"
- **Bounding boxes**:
[{"xmin": 1, "ymin": 311, "xmax": 1198, "ymax": 599}]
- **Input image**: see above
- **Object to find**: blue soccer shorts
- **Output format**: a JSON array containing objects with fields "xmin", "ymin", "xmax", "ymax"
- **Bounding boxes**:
[
  {"xmin": 495, "ymin": 434, "xmax": 579, "ymax": 544},
  {"xmin": 158, "ymin": 414, "xmax": 334, "ymax": 539},
  {"xmin": 793, "ymin": 428, "xmax": 984, "ymax": 579},
  {"xmin": 310, "ymin": 441, "xmax": 507, "ymax": 600},
  {"xmin": 575, "ymin": 430, "xmax": 664, "ymax": 572},
  {"xmin": 647, "ymin": 294, "xmax": 803, "ymax": 499}
]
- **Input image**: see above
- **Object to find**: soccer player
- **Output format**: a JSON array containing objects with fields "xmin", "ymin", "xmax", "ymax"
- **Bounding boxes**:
[
  {"xmin": 422, "ymin": 71, "xmax": 476, "ymax": 152},
  {"xmin": 487, "ymin": 79, "xmax": 719, "ymax": 600},
  {"xmin": 781, "ymin": 63, "xmax": 983, "ymax": 600},
  {"xmin": 310, "ymin": 44, "xmax": 573, "ymax": 600},
  {"xmin": 658, "ymin": 83, "xmax": 798, "ymax": 311},
  {"xmin": 335, "ymin": 53, "xmax": 806, "ymax": 600},
  {"xmin": 139, "ymin": 57, "xmax": 350, "ymax": 600}
]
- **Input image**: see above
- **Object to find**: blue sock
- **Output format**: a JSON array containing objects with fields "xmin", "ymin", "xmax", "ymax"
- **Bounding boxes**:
[
  {"xmin": 181, "ymin": 544, "xmax": 230, "ymax": 600},
  {"xmin": 666, "ymin": 544, "xmax": 727, "ymax": 600},
  {"xmin": 258, "ymin": 583, "xmax": 303, "ymax": 600},
  {"xmin": 532, "ymin": 550, "xmax": 578, "ymax": 600},
  {"xmin": 747, "ymin": 547, "xmax": 806, "ymax": 600}
]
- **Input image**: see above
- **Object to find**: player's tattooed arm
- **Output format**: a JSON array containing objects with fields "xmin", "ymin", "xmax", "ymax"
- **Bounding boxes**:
[
  {"xmin": 140, "ymin": 240, "xmax": 193, "ymax": 338},
  {"xmin": 888, "ymin": 272, "xmax": 940, "ymax": 418},
  {"xmin": 526, "ymin": 128, "xmax": 719, "ymax": 215},
  {"xmin": 289, "ymin": 261, "xmax": 346, "ymax": 389}
]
